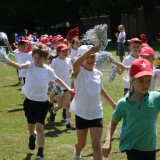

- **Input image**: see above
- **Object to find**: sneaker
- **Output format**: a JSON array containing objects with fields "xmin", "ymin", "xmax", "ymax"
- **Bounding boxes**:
[
  {"xmin": 74, "ymin": 157, "xmax": 81, "ymax": 160},
  {"xmin": 35, "ymin": 154, "xmax": 44, "ymax": 160},
  {"xmin": 15, "ymin": 82, "xmax": 22, "ymax": 86},
  {"xmin": 66, "ymin": 123, "xmax": 76, "ymax": 130},
  {"xmin": 29, "ymin": 134, "xmax": 36, "ymax": 150},
  {"xmin": 49, "ymin": 107, "xmax": 56, "ymax": 122},
  {"xmin": 61, "ymin": 119, "xmax": 67, "ymax": 123}
]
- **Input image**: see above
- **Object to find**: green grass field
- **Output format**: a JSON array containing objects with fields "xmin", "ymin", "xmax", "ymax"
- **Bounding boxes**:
[{"xmin": 0, "ymin": 42, "xmax": 160, "ymax": 160}]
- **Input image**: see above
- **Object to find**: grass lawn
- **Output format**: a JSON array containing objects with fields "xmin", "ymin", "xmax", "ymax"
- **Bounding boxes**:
[{"xmin": 0, "ymin": 42, "xmax": 160, "ymax": 160}]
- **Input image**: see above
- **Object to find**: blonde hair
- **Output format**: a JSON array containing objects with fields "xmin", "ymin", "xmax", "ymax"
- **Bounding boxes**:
[{"xmin": 32, "ymin": 43, "xmax": 49, "ymax": 58}]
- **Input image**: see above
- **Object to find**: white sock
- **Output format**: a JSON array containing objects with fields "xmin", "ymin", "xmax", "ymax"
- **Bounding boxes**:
[
  {"xmin": 74, "ymin": 148, "xmax": 81, "ymax": 159},
  {"xmin": 52, "ymin": 108, "xmax": 56, "ymax": 114},
  {"xmin": 66, "ymin": 118, "xmax": 71, "ymax": 124}
]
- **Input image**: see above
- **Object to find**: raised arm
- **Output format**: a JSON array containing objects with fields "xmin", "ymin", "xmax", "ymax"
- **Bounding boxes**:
[
  {"xmin": 73, "ymin": 46, "xmax": 99, "ymax": 77},
  {"xmin": 102, "ymin": 120, "xmax": 118, "ymax": 158}
]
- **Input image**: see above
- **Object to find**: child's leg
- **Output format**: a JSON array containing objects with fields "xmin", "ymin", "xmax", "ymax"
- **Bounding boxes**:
[
  {"xmin": 28, "ymin": 123, "xmax": 35, "ymax": 135},
  {"xmin": 63, "ymin": 91, "xmax": 75, "ymax": 129},
  {"xmin": 90, "ymin": 127, "xmax": 103, "ymax": 160},
  {"xmin": 75, "ymin": 129, "xmax": 88, "ymax": 157},
  {"xmin": 36, "ymin": 122, "xmax": 45, "ymax": 148}
]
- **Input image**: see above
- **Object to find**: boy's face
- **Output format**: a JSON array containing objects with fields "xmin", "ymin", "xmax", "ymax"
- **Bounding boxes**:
[
  {"xmin": 131, "ymin": 75, "xmax": 151, "ymax": 95},
  {"xmin": 129, "ymin": 43, "xmax": 142, "ymax": 55},
  {"xmin": 32, "ymin": 53, "xmax": 47, "ymax": 67}
]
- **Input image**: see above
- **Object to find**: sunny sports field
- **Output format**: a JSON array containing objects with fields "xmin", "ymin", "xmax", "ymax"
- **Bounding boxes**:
[{"xmin": 1, "ymin": 43, "xmax": 160, "ymax": 160}]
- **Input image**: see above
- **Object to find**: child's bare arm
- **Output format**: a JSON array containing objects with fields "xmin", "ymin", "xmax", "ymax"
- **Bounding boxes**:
[
  {"xmin": 10, "ymin": 61, "xmax": 29, "ymax": 69},
  {"xmin": 102, "ymin": 120, "xmax": 118, "ymax": 158},
  {"xmin": 101, "ymin": 88, "xmax": 116, "ymax": 109}
]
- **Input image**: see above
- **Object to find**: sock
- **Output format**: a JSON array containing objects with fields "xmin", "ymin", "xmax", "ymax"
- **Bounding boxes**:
[
  {"xmin": 66, "ymin": 118, "xmax": 71, "ymax": 125},
  {"xmin": 62, "ymin": 109, "xmax": 66, "ymax": 119}
]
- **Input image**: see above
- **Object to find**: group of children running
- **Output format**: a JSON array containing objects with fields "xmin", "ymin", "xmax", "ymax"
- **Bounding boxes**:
[{"xmin": 3, "ymin": 25, "xmax": 160, "ymax": 160}]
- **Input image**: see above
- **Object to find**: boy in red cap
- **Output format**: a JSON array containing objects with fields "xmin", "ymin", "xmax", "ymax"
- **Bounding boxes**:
[
  {"xmin": 102, "ymin": 58, "xmax": 160, "ymax": 160},
  {"xmin": 139, "ymin": 46, "xmax": 160, "ymax": 91},
  {"xmin": 117, "ymin": 38, "xmax": 142, "ymax": 95}
]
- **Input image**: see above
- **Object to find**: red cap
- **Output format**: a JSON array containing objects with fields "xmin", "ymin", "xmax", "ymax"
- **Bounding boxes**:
[
  {"xmin": 52, "ymin": 35, "xmax": 64, "ymax": 44},
  {"xmin": 56, "ymin": 43, "xmax": 69, "ymax": 51},
  {"xmin": 130, "ymin": 59, "xmax": 154, "ymax": 78},
  {"xmin": 139, "ymin": 46, "xmax": 155, "ymax": 56},
  {"xmin": 129, "ymin": 38, "xmax": 142, "ymax": 44}
]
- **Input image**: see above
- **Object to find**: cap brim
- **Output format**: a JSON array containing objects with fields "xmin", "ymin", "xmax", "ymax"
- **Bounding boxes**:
[
  {"xmin": 61, "ymin": 47, "xmax": 69, "ymax": 51},
  {"xmin": 134, "ymin": 71, "xmax": 154, "ymax": 78}
]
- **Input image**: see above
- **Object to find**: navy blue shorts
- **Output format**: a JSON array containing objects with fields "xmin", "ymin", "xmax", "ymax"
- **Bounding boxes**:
[
  {"xmin": 75, "ymin": 115, "xmax": 103, "ymax": 129},
  {"xmin": 23, "ymin": 98, "xmax": 49, "ymax": 125},
  {"xmin": 126, "ymin": 149, "xmax": 156, "ymax": 160}
]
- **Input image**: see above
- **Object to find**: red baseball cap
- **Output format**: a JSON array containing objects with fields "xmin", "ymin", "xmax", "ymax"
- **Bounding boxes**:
[
  {"xmin": 129, "ymin": 38, "xmax": 142, "ymax": 44},
  {"xmin": 130, "ymin": 59, "xmax": 154, "ymax": 78},
  {"xmin": 139, "ymin": 46, "xmax": 155, "ymax": 56},
  {"xmin": 56, "ymin": 43, "xmax": 69, "ymax": 51},
  {"xmin": 52, "ymin": 35, "xmax": 64, "ymax": 44}
]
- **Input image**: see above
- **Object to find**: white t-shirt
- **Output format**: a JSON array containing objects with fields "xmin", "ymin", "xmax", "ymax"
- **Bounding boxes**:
[
  {"xmin": 14, "ymin": 50, "xmax": 32, "ymax": 77},
  {"xmin": 122, "ymin": 55, "xmax": 138, "ymax": 89},
  {"xmin": 150, "ymin": 69, "xmax": 160, "ymax": 91},
  {"xmin": 70, "ymin": 48, "xmax": 78, "ymax": 65},
  {"xmin": 117, "ymin": 31, "xmax": 126, "ymax": 43},
  {"xmin": 70, "ymin": 67, "xmax": 103, "ymax": 120},
  {"xmin": 21, "ymin": 62, "xmax": 58, "ymax": 101},
  {"xmin": 50, "ymin": 57, "xmax": 72, "ymax": 86}
]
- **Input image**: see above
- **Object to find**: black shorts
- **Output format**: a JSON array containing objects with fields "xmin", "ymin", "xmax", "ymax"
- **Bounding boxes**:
[
  {"xmin": 75, "ymin": 115, "xmax": 103, "ymax": 129},
  {"xmin": 23, "ymin": 98, "xmax": 49, "ymax": 125},
  {"xmin": 126, "ymin": 149, "xmax": 156, "ymax": 160}
]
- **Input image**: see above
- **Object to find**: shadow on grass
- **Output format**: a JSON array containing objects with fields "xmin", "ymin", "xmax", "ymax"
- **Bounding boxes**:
[
  {"xmin": 2, "ymin": 83, "xmax": 23, "ymax": 87},
  {"xmin": 44, "ymin": 119, "xmax": 71, "ymax": 137},
  {"xmin": 23, "ymin": 153, "xmax": 34, "ymax": 160},
  {"xmin": 8, "ymin": 107, "xmax": 23, "ymax": 113}
]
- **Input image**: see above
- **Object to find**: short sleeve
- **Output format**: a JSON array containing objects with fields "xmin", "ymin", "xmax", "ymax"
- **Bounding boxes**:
[
  {"xmin": 50, "ymin": 59, "xmax": 56, "ymax": 69},
  {"xmin": 48, "ymin": 67, "xmax": 58, "ymax": 82},
  {"xmin": 112, "ymin": 100, "xmax": 125, "ymax": 122}
]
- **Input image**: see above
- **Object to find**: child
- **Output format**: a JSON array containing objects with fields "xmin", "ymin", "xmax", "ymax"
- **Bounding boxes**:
[
  {"xmin": 49, "ymin": 43, "xmax": 75, "ymax": 130},
  {"xmin": 69, "ymin": 37, "xmax": 81, "ymax": 65},
  {"xmin": 139, "ymin": 46, "xmax": 160, "ymax": 91},
  {"xmin": 102, "ymin": 58, "xmax": 160, "ymax": 160},
  {"xmin": 70, "ymin": 45, "xmax": 116, "ymax": 160},
  {"xmin": 117, "ymin": 38, "xmax": 142, "ymax": 95},
  {"xmin": 115, "ymin": 24, "xmax": 126, "ymax": 62},
  {"xmin": 6, "ymin": 39, "xmax": 32, "ymax": 85},
  {"xmin": 8, "ymin": 43, "xmax": 74, "ymax": 160}
]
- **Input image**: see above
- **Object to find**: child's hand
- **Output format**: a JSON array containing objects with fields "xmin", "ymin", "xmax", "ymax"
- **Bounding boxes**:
[
  {"xmin": 102, "ymin": 141, "xmax": 111, "ymax": 158},
  {"xmin": 89, "ymin": 45, "xmax": 100, "ymax": 54},
  {"xmin": 68, "ymin": 88, "xmax": 75, "ymax": 97}
]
